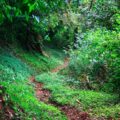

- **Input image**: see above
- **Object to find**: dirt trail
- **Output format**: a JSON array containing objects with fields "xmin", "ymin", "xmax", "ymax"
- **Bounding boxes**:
[
  {"xmin": 30, "ymin": 76, "xmax": 91, "ymax": 120},
  {"xmin": 51, "ymin": 57, "xmax": 69, "ymax": 73},
  {"xmin": 30, "ymin": 57, "xmax": 91, "ymax": 120},
  {"xmin": 30, "ymin": 76, "xmax": 51, "ymax": 103}
]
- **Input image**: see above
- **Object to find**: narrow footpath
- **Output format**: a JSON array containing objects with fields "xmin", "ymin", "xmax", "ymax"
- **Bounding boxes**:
[{"xmin": 30, "ymin": 57, "xmax": 91, "ymax": 120}]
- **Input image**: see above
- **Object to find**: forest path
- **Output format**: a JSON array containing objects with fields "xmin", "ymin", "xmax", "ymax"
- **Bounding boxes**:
[
  {"xmin": 51, "ymin": 57, "xmax": 69, "ymax": 73},
  {"xmin": 30, "ymin": 76, "xmax": 90, "ymax": 120},
  {"xmin": 30, "ymin": 57, "xmax": 91, "ymax": 120}
]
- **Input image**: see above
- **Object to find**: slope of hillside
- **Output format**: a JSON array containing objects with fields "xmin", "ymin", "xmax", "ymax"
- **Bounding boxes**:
[{"xmin": 0, "ymin": 47, "xmax": 120, "ymax": 120}]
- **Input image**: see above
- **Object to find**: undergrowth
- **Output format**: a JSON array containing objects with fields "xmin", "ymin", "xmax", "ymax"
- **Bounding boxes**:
[
  {"xmin": 36, "ymin": 73, "xmax": 120, "ymax": 119},
  {"xmin": 0, "ymin": 50, "xmax": 32, "ymax": 81},
  {"xmin": 14, "ymin": 47, "xmax": 65, "ymax": 73}
]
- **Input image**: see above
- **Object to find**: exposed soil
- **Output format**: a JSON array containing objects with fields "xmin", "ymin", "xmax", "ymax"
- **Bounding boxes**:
[
  {"xmin": 60, "ymin": 106, "xmax": 90, "ymax": 120},
  {"xmin": 52, "ymin": 100, "xmax": 91, "ymax": 120},
  {"xmin": 30, "ymin": 76, "xmax": 50, "ymax": 103},
  {"xmin": 51, "ymin": 57, "xmax": 69, "ymax": 73},
  {"xmin": 30, "ymin": 76, "xmax": 91, "ymax": 120},
  {"xmin": 0, "ymin": 88, "xmax": 15, "ymax": 120}
]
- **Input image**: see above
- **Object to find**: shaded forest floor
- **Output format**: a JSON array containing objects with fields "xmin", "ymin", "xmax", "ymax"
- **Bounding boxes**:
[{"xmin": 0, "ymin": 46, "xmax": 120, "ymax": 120}]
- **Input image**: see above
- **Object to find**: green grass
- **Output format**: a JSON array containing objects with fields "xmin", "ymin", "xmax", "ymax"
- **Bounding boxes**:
[
  {"xmin": 0, "ymin": 48, "xmax": 67, "ymax": 120},
  {"xmin": 14, "ymin": 47, "xmax": 65, "ymax": 73},
  {"xmin": 36, "ymin": 73, "xmax": 120, "ymax": 119},
  {"xmin": 0, "ymin": 80, "xmax": 67, "ymax": 120},
  {"xmin": 94, "ymin": 105, "xmax": 120, "ymax": 118},
  {"xmin": 0, "ymin": 49, "xmax": 32, "ymax": 81}
]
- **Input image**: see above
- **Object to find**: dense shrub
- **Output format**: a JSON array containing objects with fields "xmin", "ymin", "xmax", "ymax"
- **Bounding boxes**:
[
  {"xmin": 69, "ymin": 28, "xmax": 120, "ymax": 94},
  {"xmin": 0, "ymin": 0, "xmax": 68, "ymax": 50}
]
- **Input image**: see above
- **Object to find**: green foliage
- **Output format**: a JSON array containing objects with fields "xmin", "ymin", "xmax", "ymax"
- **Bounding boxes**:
[
  {"xmin": 0, "ymin": 0, "xmax": 120, "ymax": 119},
  {"xmin": 88, "ymin": 0, "xmax": 119, "ymax": 29},
  {"xmin": 112, "ymin": 13, "xmax": 120, "ymax": 31},
  {"xmin": 53, "ymin": 24, "xmax": 74, "ymax": 47},
  {"xmin": 69, "ymin": 28, "xmax": 120, "ymax": 94},
  {"xmin": 0, "ymin": 0, "xmax": 119, "ymax": 47},
  {"xmin": 94, "ymin": 105, "xmax": 120, "ymax": 118},
  {"xmin": 0, "ymin": 0, "xmax": 67, "ymax": 50}
]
